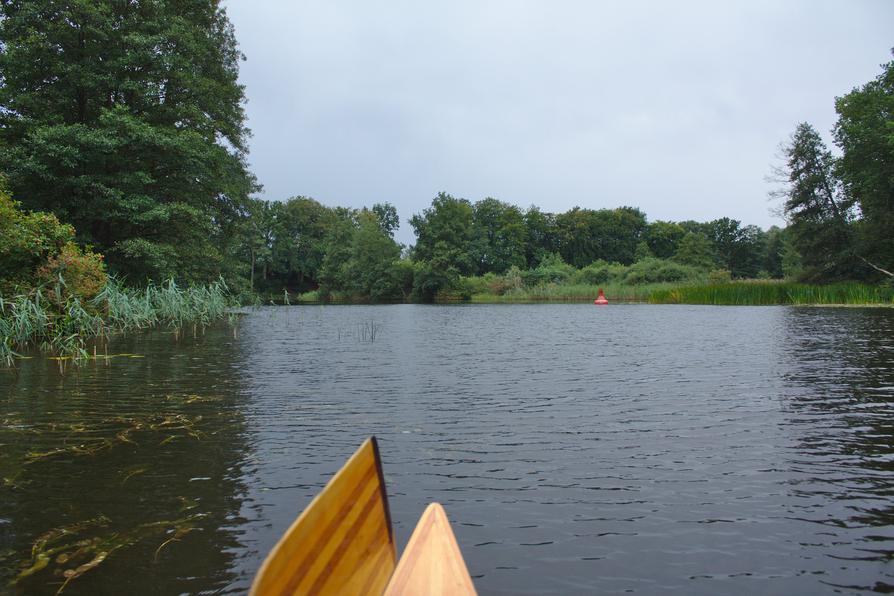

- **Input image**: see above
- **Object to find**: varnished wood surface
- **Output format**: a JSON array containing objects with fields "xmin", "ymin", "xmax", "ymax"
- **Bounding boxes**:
[
  {"xmin": 383, "ymin": 503, "xmax": 477, "ymax": 596},
  {"xmin": 249, "ymin": 437, "xmax": 397, "ymax": 596}
]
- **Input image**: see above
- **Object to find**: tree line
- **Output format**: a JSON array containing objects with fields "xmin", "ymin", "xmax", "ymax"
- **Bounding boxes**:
[
  {"xmin": 236, "ymin": 192, "xmax": 788, "ymax": 301},
  {"xmin": 0, "ymin": 2, "xmax": 891, "ymax": 303},
  {"xmin": 777, "ymin": 54, "xmax": 893, "ymax": 282}
]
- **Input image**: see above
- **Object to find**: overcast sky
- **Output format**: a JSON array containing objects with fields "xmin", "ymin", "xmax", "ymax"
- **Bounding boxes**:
[{"xmin": 223, "ymin": 1, "xmax": 893, "ymax": 246}]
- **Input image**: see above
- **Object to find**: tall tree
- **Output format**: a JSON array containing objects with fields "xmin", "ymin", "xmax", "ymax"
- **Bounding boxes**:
[
  {"xmin": 834, "ymin": 53, "xmax": 894, "ymax": 279},
  {"xmin": 371, "ymin": 202, "xmax": 399, "ymax": 238},
  {"xmin": 334, "ymin": 212, "xmax": 403, "ymax": 301},
  {"xmin": 645, "ymin": 220, "xmax": 686, "ymax": 259},
  {"xmin": 762, "ymin": 226, "xmax": 786, "ymax": 279},
  {"xmin": 555, "ymin": 206, "xmax": 646, "ymax": 267},
  {"xmin": 409, "ymin": 192, "xmax": 475, "ymax": 275},
  {"xmin": 269, "ymin": 197, "xmax": 336, "ymax": 290},
  {"xmin": 522, "ymin": 206, "xmax": 558, "ymax": 268},
  {"xmin": 704, "ymin": 218, "xmax": 765, "ymax": 278},
  {"xmin": 0, "ymin": 0, "xmax": 257, "ymax": 282},
  {"xmin": 471, "ymin": 197, "xmax": 526, "ymax": 274},
  {"xmin": 776, "ymin": 122, "xmax": 856, "ymax": 281},
  {"xmin": 673, "ymin": 232, "xmax": 714, "ymax": 269}
]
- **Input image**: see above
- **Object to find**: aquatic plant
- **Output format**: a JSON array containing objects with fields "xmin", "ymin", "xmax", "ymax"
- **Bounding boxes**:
[
  {"xmin": 337, "ymin": 320, "xmax": 382, "ymax": 342},
  {"xmin": 12, "ymin": 510, "xmax": 203, "ymax": 594},
  {"xmin": 648, "ymin": 281, "xmax": 894, "ymax": 305},
  {"xmin": 468, "ymin": 282, "xmax": 682, "ymax": 303},
  {"xmin": 0, "ymin": 277, "xmax": 234, "ymax": 366}
]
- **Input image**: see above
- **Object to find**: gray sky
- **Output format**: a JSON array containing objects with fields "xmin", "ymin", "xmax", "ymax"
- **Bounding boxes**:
[{"xmin": 223, "ymin": 1, "xmax": 893, "ymax": 246}]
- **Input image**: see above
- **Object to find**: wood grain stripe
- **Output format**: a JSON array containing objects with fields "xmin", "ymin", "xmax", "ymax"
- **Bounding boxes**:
[
  {"xmin": 309, "ymin": 493, "xmax": 386, "ymax": 594},
  {"xmin": 280, "ymin": 464, "xmax": 377, "ymax": 594},
  {"xmin": 250, "ymin": 438, "xmax": 398, "ymax": 596},
  {"xmin": 358, "ymin": 537, "xmax": 394, "ymax": 595}
]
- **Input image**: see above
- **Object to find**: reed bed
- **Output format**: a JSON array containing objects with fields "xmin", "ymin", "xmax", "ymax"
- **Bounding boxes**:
[
  {"xmin": 648, "ymin": 281, "xmax": 894, "ymax": 306},
  {"xmin": 0, "ymin": 278, "xmax": 232, "ymax": 366},
  {"xmin": 470, "ymin": 282, "xmax": 682, "ymax": 303}
]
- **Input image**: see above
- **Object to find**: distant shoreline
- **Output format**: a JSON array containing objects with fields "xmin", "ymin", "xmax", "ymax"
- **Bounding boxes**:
[{"xmin": 277, "ymin": 280, "xmax": 894, "ymax": 307}]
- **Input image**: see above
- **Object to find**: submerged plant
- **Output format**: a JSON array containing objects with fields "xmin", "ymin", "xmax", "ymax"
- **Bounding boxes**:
[{"xmin": 12, "ymin": 510, "xmax": 204, "ymax": 594}]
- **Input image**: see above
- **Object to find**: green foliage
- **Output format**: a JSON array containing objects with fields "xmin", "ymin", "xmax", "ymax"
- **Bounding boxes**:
[
  {"xmin": 0, "ymin": 189, "xmax": 76, "ymax": 292},
  {"xmin": 623, "ymin": 258, "xmax": 704, "ymax": 284},
  {"xmin": 634, "ymin": 241, "xmax": 654, "ymax": 261},
  {"xmin": 470, "ymin": 197, "xmax": 527, "ymax": 274},
  {"xmin": 270, "ymin": 197, "xmax": 338, "ymax": 291},
  {"xmin": 649, "ymin": 281, "xmax": 894, "ymax": 305},
  {"xmin": 0, "ymin": 0, "xmax": 257, "ymax": 283},
  {"xmin": 704, "ymin": 218, "xmax": 766, "ymax": 278},
  {"xmin": 645, "ymin": 221, "xmax": 686, "ymax": 258},
  {"xmin": 371, "ymin": 202, "xmax": 400, "ymax": 238},
  {"xmin": 574, "ymin": 260, "xmax": 627, "ymax": 285},
  {"xmin": 36, "ymin": 242, "xmax": 108, "ymax": 306},
  {"xmin": 0, "ymin": 278, "xmax": 232, "ymax": 366},
  {"xmin": 411, "ymin": 250, "xmax": 462, "ymax": 301},
  {"xmin": 762, "ymin": 226, "xmax": 786, "ymax": 279},
  {"xmin": 460, "ymin": 256, "xmax": 706, "ymax": 303},
  {"xmin": 707, "ymin": 269, "xmax": 732, "ymax": 284},
  {"xmin": 673, "ymin": 232, "xmax": 715, "ymax": 269},
  {"xmin": 332, "ymin": 213, "xmax": 404, "ymax": 301},
  {"xmin": 781, "ymin": 233, "xmax": 805, "ymax": 280},
  {"xmin": 523, "ymin": 206, "xmax": 559, "ymax": 268},
  {"xmin": 777, "ymin": 122, "xmax": 856, "ymax": 280},
  {"xmin": 521, "ymin": 252, "xmax": 575, "ymax": 285},
  {"xmin": 469, "ymin": 282, "xmax": 679, "ymax": 303},
  {"xmin": 834, "ymin": 54, "xmax": 894, "ymax": 277},
  {"xmin": 409, "ymin": 192, "xmax": 476, "ymax": 275},
  {"xmin": 555, "ymin": 206, "xmax": 647, "ymax": 267}
]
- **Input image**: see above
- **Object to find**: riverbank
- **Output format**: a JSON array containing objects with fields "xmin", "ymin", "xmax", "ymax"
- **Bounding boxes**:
[
  {"xmin": 466, "ymin": 282, "xmax": 672, "ymax": 303},
  {"xmin": 284, "ymin": 280, "xmax": 894, "ymax": 306},
  {"xmin": 649, "ymin": 281, "xmax": 894, "ymax": 306},
  {"xmin": 0, "ymin": 279, "xmax": 233, "ymax": 366}
]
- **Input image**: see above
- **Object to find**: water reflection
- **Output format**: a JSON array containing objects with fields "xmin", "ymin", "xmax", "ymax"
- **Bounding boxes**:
[
  {"xmin": 2, "ymin": 305, "xmax": 894, "ymax": 595},
  {"xmin": 778, "ymin": 308, "xmax": 894, "ymax": 592}
]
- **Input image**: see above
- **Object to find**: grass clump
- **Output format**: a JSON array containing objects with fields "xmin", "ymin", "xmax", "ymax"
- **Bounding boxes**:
[
  {"xmin": 461, "ymin": 256, "xmax": 708, "ymax": 303},
  {"xmin": 649, "ymin": 281, "xmax": 894, "ymax": 305},
  {"xmin": 0, "ymin": 278, "xmax": 233, "ymax": 366}
]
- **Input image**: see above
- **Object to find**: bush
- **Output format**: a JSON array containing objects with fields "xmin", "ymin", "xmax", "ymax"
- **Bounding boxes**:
[
  {"xmin": 624, "ymin": 257, "xmax": 702, "ymax": 284},
  {"xmin": 0, "ymin": 190, "xmax": 76, "ymax": 293},
  {"xmin": 707, "ymin": 269, "xmax": 732, "ymax": 284},
  {"xmin": 461, "ymin": 273, "xmax": 495, "ymax": 295},
  {"xmin": 574, "ymin": 260, "xmax": 626, "ymax": 284},
  {"xmin": 465, "ymin": 268, "xmax": 523, "ymax": 295},
  {"xmin": 36, "ymin": 242, "xmax": 108, "ymax": 306},
  {"xmin": 522, "ymin": 252, "xmax": 575, "ymax": 286}
]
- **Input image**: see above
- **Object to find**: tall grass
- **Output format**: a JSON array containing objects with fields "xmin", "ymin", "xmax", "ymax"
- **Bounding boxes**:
[
  {"xmin": 649, "ymin": 281, "xmax": 894, "ymax": 306},
  {"xmin": 0, "ymin": 278, "xmax": 232, "ymax": 366},
  {"xmin": 470, "ymin": 282, "xmax": 683, "ymax": 303}
]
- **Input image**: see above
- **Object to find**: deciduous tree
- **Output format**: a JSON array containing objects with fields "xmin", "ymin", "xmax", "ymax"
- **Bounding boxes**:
[
  {"xmin": 0, "ymin": 0, "xmax": 257, "ymax": 282},
  {"xmin": 834, "ymin": 53, "xmax": 894, "ymax": 279}
]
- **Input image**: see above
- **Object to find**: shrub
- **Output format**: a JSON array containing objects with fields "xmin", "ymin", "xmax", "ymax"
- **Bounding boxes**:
[
  {"xmin": 624, "ymin": 257, "xmax": 702, "ymax": 284},
  {"xmin": 707, "ymin": 269, "xmax": 732, "ymax": 284},
  {"xmin": 574, "ymin": 260, "xmax": 626, "ymax": 284},
  {"xmin": 522, "ymin": 252, "xmax": 575, "ymax": 286},
  {"xmin": 461, "ymin": 274, "xmax": 494, "ymax": 295},
  {"xmin": 468, "ymin": 268, "xmax": 523, "ymax": 295},
  {"xmin": 0, "ymin": 190, "xmax": 76, "ymax": 293},
  {"xmin": 36, "ymin": 242, "xmax": 108, "ymax": 306}
]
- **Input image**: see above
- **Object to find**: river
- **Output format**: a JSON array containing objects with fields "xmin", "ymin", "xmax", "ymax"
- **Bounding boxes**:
[{"xmin": 1, "ymin": 305, "xmax": 893, "ymax": 594}]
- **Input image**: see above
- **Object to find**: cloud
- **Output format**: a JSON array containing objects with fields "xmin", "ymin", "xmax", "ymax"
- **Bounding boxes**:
[{"xmin": 224, "ymin": 0, "xmax": 894, "ymax": 245}]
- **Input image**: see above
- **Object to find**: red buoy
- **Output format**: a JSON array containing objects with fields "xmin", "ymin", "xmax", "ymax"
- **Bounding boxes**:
[{"xmin": 594, "ymin": 288, "xmax": 608, "ymax": 305}]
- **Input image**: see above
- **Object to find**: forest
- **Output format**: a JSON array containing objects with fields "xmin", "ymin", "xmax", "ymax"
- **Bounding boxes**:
[{"xmin": 1, "ymin": 2, "xmax": 892, "ymax": 309}]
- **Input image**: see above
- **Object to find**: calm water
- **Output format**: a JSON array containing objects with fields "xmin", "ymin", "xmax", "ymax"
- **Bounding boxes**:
[{"xmin": 2, "ymin": 305, "xmax": 894, "ymax": 595}]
